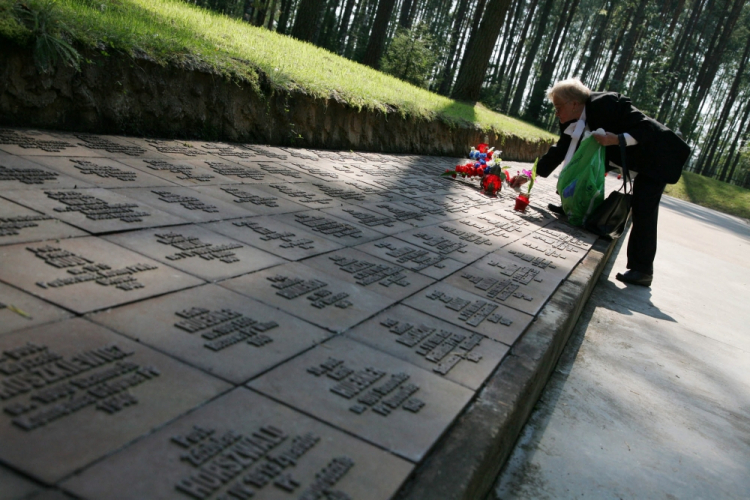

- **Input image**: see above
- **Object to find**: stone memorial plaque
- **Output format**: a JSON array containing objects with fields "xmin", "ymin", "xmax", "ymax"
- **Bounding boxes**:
[
  {"xmin": 1, "ymin": 187, "xmax": 187, "ymax": 234},
  {"xmin": 200, "ymin": 160, "xmax": 290, "ymax": 184},
  {"xmin": 220, "ymin": 262, "xmax": 392, "ymax": 332},
  {"xmin": 434, "ymin": 218, "xmax": 518, "ymax": 247},
  {"xmin": 535, "ymin": 219, "xmax": 598, "ymax": 249},
  {"xmin": 72, "ymin": 134, "xmax": 160, "ymax": 158},
  {"xmin": 354, "ymin": 236, "xmax": 466, "ymax": 280},
  {"xmin": 199, "ymin": 142, "xmax": 258, "ymax": 159},
  {"xmin": 205, "ymin": 216, "xmax": 342, "ymax": 261},
  {"xmin": 354, "ymin": 200, "xmax": 446, "ymax": 228},
  {"xmin": 0, "ymin": 197, "xmax": 87, "ymax": 245},
  {"xmin": 319, "ymin": 203, "xmax": 415, "ymax": 235},
  {"xmin": 346, "ymin": 305, "xmax": 508, "ymax": 390},
  {"xmin": 0, "ymin": 282, "xmax": 72, "ymax": 336},
  {"xmin": 286, "ymin": 160, "xmax": 342, "ymax": 181},
  {"xmin": 191, "ymin": 185, "xmax": 309, "ymax": 216},
  {"xmin": 116, "ymin": 158, "xmax": 240, "ymax": 186},
  {"xmin": 27, "ymin": 156, "xmax": 173, "ymax": 188},
  {"xmin": 403, "ymin": 283, "xmax": 532, "ymax": 346},
  {"xmin": 250, "ymin": 183, "xmax": 336, "ymax": 207},
  {"xmin": 303, "ymin": 248, "xmax": 435, "ymax": 302},
  {"xmin": 144, "ymin": 139, "xmax": 215, "ymax": 158},
  {"xmin": 364, "ymin": 178, "xmax": 454, "ymax": 199},
  {"xmin": 453, "ymin": 210, "xmax": 543, "ymax": 241},
  {"xmin": 63, "ymin": 388, "xmax": 413, "ymax": 500},
  {"xmin": 294, "ymin": 180, "xmax": 393, "ymax": 204},
  {"xmin": 248, "ymin": 161, "xmax": 323, "ymax": 184},
  {"xmin": 249, "ymin": 336, "xmax": 474, "ymax": 462},
  {"xmin": 486, "ymin": 205, "xmax": 555, "ymax": 230},
  {"xmin": 418, "ymin": 193, "xmax": 499, "ymax": 216},
  {"xmin": 392, "ymin": 225, "xmax": 494, "ymax": 264},
  {"xmin": 104, "ymin": 225, "xmax": 285, "ymax": 281},
  {"xmin": 492, "ymin": 234, "xmax": 584, "ymax": 280},
  {"xmin": 0, "ymin": 318, "xmax": 230, "ymax": 483},
  {"xmin": 0, "ymin": 153, "xmax": 87, "ymax": 190},
  {"xmin": 90, "ymin": 284, "xmax": 331, "ymax": 384},
  {"xmin": 242, "ymin": 145, "xmax": 289, "ymax": 161},
  {"xmin": 0, "ymin": 129, "xmax": 82, "ymax": 156},
  {"xmin": 281, "ymin": 147, "xmax": 320, "ymax": 161},
  {"xmin": 274, "ymin": 210, "xmax": 386, "ymax": 246},
  {"xmin": 114, "ymin": 187, "xmax": 253, "ymax": 222},
  {"xmin": 0, "ymin": 236, "xmax": 204, "ymax": 314},
  {"xmin": 0, "ymin": 463, "xmax": 42, "ymax": 500},
  {"xmin": 442, "ymin": 252, "xmax": 564, "ymax": 316}
]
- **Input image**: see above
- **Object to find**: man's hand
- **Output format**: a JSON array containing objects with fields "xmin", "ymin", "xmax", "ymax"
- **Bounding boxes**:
[
  {"xmin": 592, "ymin": 130, "xmax": 619, "ymax": 146},
  {"xmin": 510, "ymin": 175, "xmax": 528, "ymax": 189}
]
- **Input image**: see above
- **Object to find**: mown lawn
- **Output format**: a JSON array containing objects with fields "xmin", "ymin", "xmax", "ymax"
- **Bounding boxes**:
[
  {"xmin": 665, "ymin": 171, "xmax": 750, "ymax": 221},
  {"xmin": 0, "ymin": 0, "xmax": 555, "ymax": 143}
]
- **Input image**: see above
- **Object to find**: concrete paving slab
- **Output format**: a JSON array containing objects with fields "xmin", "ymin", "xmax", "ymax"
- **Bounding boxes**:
[
  {"xmin": 249, "ymin": 336, "xmax": 474, "ymax": 462},
  {"xmin": 0, "ymin": 317, "xmax": 230, "ymax": 483},
  {"xmin": 275, "ymin": 210, "xmax": 387, "ymax": 245},
  {"xmin": 0, "ymin": 462, "xmax": 43, "ymax": 500},
  {"xmin": 62, "ymin": 387, "xmax": 414, "ymax": 500},
  {"xmin": 89, "ymin": 284, "xmax": 331, "ymax": 384},
  {"xmin": 354, "ymin": 236, "xmax": 467, "ymax": 280},
  {"xmin": 392, "ymin": 225, "xmax": 494, "ymax": 264},
  {"xmin": 1, "ymin": 152, "xmax": 91, "ymax": 190},
  {"xmin": 115, "ymin": 157, "xmax": 240, "ymax": 186},
  {"xmin": 320, "ymin": 203, "xmax": 418, "ymax": 235},
  {"xmin": 191, "ymin": 185, "xmax": 309, "ymax": 215},
  {"xmin": 26, "ymin": 156, "xmax": 176, "ymax": 189}
]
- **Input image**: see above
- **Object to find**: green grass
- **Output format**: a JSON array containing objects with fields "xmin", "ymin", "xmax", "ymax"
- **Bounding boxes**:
[
  {"xmin": 0, "ymin": 0, "xmax": 556, "ymax": 143},
  {"xmin": 665, "ymin": 171, "xmax": 750, "ymax": 220}
]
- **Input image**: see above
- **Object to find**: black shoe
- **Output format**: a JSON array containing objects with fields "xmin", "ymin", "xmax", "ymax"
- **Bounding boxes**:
[
  {"xmin": 615, "ymin": 270, "xmax": 652, "ymax": 287},
  {"xmin": 548, "ymin": 203, "xmax": 565, "ymax": 215}
]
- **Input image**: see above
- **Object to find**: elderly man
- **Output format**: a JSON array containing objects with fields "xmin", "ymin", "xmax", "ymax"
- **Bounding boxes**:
[{"xmin": 534, "ymin": 78, "xmax": 690, "ymax": 287}]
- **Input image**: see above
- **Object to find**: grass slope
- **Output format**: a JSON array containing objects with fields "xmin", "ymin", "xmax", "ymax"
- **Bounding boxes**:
[
  {"xmin": 0, "ymin": 0, "xmax": 556, "ymax": 143},
  {"xmin": 665, "ymin": 171, "xmax": 750, "ymax": 221}
]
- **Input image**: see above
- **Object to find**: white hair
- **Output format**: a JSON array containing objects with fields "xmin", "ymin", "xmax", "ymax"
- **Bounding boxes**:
[{"xmin": 547, "ymin": 78, "xmax": 591, "ymax": 103}]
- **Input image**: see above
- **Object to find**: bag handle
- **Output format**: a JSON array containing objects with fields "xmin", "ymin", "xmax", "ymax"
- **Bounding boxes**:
[{"xmin": 618, "ymin": 134, "xmax": 632, "ymax": 194}]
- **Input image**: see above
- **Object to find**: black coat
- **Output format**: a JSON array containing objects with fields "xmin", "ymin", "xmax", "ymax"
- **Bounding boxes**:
[{"xmin": 536, "ymin": 92, "xmax": 690, "ymax": 184}]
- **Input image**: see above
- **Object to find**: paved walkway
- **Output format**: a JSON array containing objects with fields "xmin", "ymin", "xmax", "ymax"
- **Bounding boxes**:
[{"xmin": 492, "ymin": 195, "xmax": 750, "ymax": 499}]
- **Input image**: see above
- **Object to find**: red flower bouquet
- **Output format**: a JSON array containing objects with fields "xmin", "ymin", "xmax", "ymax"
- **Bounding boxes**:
[{"xmin": 442, "ymin": 145, "xmax": 509, "ymax": 196}]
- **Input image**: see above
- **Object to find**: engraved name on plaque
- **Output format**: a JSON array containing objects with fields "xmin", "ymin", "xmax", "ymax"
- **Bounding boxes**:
[
  {"xmin": 69, "ymin": 159, "xmax": 137, "ymax": 181},
  {"xmin": 267, "ymin": 275, "xmax": 352, "ymax": 309},
  {"xmin": 155, "ymin": 232, "xmax": 243, "ymax": 263},
  {"xmin": 311, "ymin": 183, "xmax": 365, "ymax": 201},
  {"xmin": 328, "ymin": 255, "xmax": 410, "ymax": 287},
  {"xmin": 457, "ymin": 270, "xmax": 536, "ymax": 303},
  {"xmin": 172, "ymin": 307, "xmax": 279, "ymax": 352},
  {"xmin": 291, "ymin": 162, "xmax": 338, "ymax": 179},
  {"xmin": 0, "ymin": 341, "xmax": 159, "ymax": 431},
  {"xmin": 375, "ymin": 319, "xmax": 484, "ymax": 376},
  {"xmin": 170, "ymin": 423, "xmax": 355, "ymax": 500},
  {"xmin": 259, "ymin": 163, "xmax": 302, "ymax": 178},
  {"xmin": 0, "ymin": 166, "xmax": 59, "ymax": 184},
  {"xmin": 306, "ymin": 358, "xmax": 425, "ymax": 417},
  {"xmin": 243, "ymin": 146, "xmax": 287, "ymax": 160},
  {"xmin": 28, "ymin": 245, "xmax": 158, "ymax": 291},
  {"xmin": 437, "ymin": 225, "xmax": 494, "ymax": 245},
  {"xmin": 221, "ymin": 188, "xmax": 279, "ymax": 207},
  {"xmin": 266, "ymin": 185, "xmax": 331, "ymax": 205},
  {"xmin": 205, "ymin": 162, "xmax": 264, "ymax": 180},
  {"xmin": 294, "ymin": 214, "xmax": 362, "ymax": 239},
  {"xmin": 341, "ymin": 208, "xmax": 397, "ymax": 227},
  {"xmin": 425, "ymin": 289, "xmax": 515, "ymax": 328},
  {"xmin": 200, "ymin": 144, "xmax": 255, "ymax": 158},
  {"xmin": 146, "ymin": 140, "xmax": 202, "ymax": 156},
  {"xmin": 372, "ymin": 204, "xmax": 428, "ymax": 223},
  {"xmin": 232, "ymin": 221, "xmax": 315, "ymax": 249},
  {"xmin": 411, "ymin": 232, "xmax": 469, "ymax": 255},
  {"xmin": 76, "ymin": 134, "xmax": 146, "ymax": 156},
  {"xmin": 373, "ymin": 241, "xmax": 446, "ymax": 271},
  {"xmin": 152, "ymin": 190, "xmax": 218, "ymax": 213},
  {"xmin": 0, "ymin": 215, "xmax": 53, "ymax": 237},
  {"xmin": 280, "ymin": 148, "xmax": 318, "ymax": 161},
  {"xmin": 46, "ymin": 191, "xmax": 151, "ymax": 222},
  {"xmin": 0, "ymin": 129, "xmax": 73, "ymax": 152},
  {"xmin": 144, "ymin": 160, "xmax": 215, "ymax": 182}
]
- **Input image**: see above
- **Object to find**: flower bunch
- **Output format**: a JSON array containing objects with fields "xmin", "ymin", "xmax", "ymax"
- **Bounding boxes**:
[{"xmin": 442, "ymin": 144, "xmax": 510, "ymax": 196}]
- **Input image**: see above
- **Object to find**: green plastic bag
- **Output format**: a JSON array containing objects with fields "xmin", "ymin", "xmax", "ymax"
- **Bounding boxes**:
[{"xmin": 556, "ymin": 135, "xmax": 605, "ymax": 226}]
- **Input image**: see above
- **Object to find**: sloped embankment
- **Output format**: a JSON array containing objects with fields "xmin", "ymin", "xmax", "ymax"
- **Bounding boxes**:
[{"xmin": 0, "ymin": 47, "xmax": 553, "ymax": 160}]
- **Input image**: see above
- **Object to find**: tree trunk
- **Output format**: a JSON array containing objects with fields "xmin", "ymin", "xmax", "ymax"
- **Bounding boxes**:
[
  {"xmin": 609, "ymin": 0, "xmax": 649, "ymax": 91},
  {"xmin": 336, "ymin": 0, "xmax": 358, "ymax": 52},
  {"xmin": 399, "ymin": 0, "xmax": 413, "ymax": 27},
  {"xmin": 521, "ymin": 0, "xmax": 580, "ymax": 120},
  {"xmin": 437, "ymin": 0, "xmax": 472, "ymax": 95},
  {"xmin": 290, "ymin": 0, "xmax": 328, "ymax": 41},
  {"xmin": 679, "ymin": 0, "xmax": 744, "ymax": 140},
  {"xmin": 719, "ymin": 99, "xmax": 750, "ymax": 182},
  {"xmin": 276, "ymin": 0, "xmax": 293, "ymax": 33},
  {"xmin": 362, "ymin": 0, "xmax": 398, "ymax": 67},
  {"xmin": 597, "ymin": 8, "xmax": 630, "ymax": 91},
  {"xmin": 574, "ymin": 0, "xmax": 611, "ymax": 83},
  {"xmin": 450, "ymin": 0, "xmax": 513, "ymax": 102}
]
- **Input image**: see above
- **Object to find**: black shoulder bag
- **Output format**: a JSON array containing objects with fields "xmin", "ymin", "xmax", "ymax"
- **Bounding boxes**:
[{"xmin": 585, "ymin": 134, "xmax": 632, "ymax": 239}]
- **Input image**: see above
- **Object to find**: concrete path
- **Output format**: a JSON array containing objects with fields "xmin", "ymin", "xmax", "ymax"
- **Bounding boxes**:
[{"xmin": 491, "ymin": 195, "xmax": 750, "ymax": 499}]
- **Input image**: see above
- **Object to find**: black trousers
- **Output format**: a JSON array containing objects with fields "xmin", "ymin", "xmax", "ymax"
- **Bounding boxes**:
[{"xmin": 627, "ymin": 173, "xmax": 666, "ymax": 275}]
